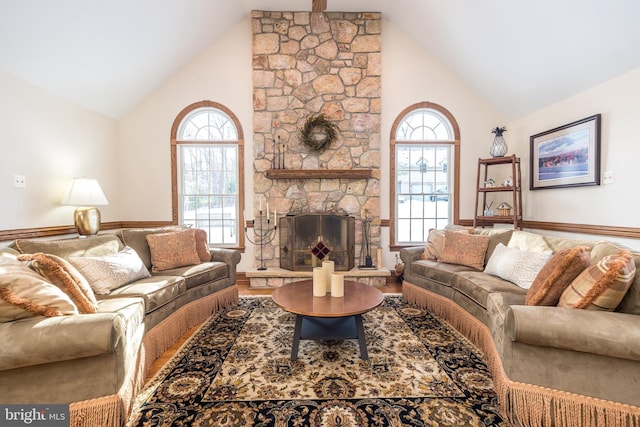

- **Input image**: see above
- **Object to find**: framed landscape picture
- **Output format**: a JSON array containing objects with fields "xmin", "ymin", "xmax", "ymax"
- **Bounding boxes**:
[{"xmin": 530, "ymin": 114, "xmax": 601, "ymax": 190}]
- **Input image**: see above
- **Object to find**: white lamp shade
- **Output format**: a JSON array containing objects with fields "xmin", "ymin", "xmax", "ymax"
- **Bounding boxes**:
[{"xmin": 61, "ymin": 178, "xmax": 109, "ymax": 206}]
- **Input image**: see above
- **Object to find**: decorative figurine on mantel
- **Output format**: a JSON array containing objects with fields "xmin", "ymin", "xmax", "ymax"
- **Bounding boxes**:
[{"xmin": 490, "ymin": 126, "xmax": 508, "ymax": 157}]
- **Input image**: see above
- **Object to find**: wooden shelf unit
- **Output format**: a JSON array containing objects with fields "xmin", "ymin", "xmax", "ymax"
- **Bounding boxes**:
[{"xmin": 474, "ymin": 155, "xmax": 523, "ymax": 229}]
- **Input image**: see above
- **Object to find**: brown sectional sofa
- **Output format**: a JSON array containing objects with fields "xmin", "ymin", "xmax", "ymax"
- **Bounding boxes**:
[
  {"xmin": 0, "ymin": 228, "xmax": 241, "ymax": 427},
  {"xmin": 400, "ymin": 228, "xmax": 640, "ymax": 426}
]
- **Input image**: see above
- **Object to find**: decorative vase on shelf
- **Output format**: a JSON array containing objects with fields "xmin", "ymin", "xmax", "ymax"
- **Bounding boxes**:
[{"xmin": 490, "ymin": 126, "xmax": 508, "ymax": 158}]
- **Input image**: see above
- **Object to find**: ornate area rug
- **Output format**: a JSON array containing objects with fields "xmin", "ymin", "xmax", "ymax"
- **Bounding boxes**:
[{"xmin": 128, "ymin": 296, "xmax": 508, "ymax": 426}]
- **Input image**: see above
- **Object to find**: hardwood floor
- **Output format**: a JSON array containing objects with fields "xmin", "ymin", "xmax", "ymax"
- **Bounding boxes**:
[{"xmin": 144, "ymin": 280, "xmax": 403, "ymax": 383}]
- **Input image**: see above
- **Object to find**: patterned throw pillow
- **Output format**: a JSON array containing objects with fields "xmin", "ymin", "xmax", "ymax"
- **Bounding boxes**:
[
  {"xmin": 194, "ymin": 229, "xmax": 211, "ymax": 262},
  {"xmin": 559, "ymin": 250, "xmax": 636, "ymax": 310},
  {"xmin": 0, "ymin": 256, "xmax": 78, "ymax": 322},
  {"xmin": 484, "ymin": 243, "xmax": 552, "ymax": 289},
  {"xmin": 525, "ymin": 246, "xmax": 592, "ymax": 306},
  {"xmin": 146, "ymin": 229, "xmax": 202, "ymax": 272},
  {"xmin": 439, "ymin": 230, "xmax": 490, "ymax": 270},
  {"xmin": 68, "ymin": 246, "xmax": 151, "ymax": 295},
  {"xmin": 421, "ymin": 227, "xmax": 471, "ymax": 260},
  {"xmin": 18, "ymin": 253, "xmax": 98, "ymax": 314}
]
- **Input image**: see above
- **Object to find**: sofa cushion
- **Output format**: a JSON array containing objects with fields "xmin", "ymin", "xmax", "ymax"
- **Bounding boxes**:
[
  {"xmin": 102, "ymin": 275, "xmax": 186, "ymax": 314},
  {"xmin": 439, "ymin": 230, "xmax": 489, "ymax": 270},
  {"xmin": 68, "ymin": 247, "xmax": 151, "ymax": 295},
  {"xmin": 454, "ymin": 270, "xmax": 527, "ymax": 309},
  {"xmin": 14, "ymin": 234, "xmax": 124, "ymax": 258},
  {"xmin": 152, "ymin": 261, "xmax": 228, "ymax": 290},
  {"xmin": 525, "ymin": 246, "xmax": 592, "ymax": 306},
  {"xmin": 559, "ymin": 250, "xmax": 636, "ymax": 310},
  {"xmin": 473, "ymin": 228, "xmax": 514, "ymax": 265},
  {"xmin": 18, "ymin": 253, "xmax": 98, "ymax": 314},
  {"xmin": 484, "ymin": 243, "xmax": 552, "ymax": 289},
  {"xmin": 0, "ymin": 256, "xmax": 78, "ymax": 322}
]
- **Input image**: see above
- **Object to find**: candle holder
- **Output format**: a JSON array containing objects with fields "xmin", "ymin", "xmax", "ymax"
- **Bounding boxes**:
[{"xmin": 245, "ymin": 209, "xmax": 277, "ymax": 270}]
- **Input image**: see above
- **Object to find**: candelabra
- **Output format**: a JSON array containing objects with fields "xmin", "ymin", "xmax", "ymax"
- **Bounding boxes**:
[{"xmin": 245, "ymin": 208, "xmax": 277, "ymax": 270}]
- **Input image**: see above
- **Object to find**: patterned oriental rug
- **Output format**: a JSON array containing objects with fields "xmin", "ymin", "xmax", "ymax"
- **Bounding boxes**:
[{"xmin": 127, "ymin": 296, "xmax": 509, "ymax": 426}]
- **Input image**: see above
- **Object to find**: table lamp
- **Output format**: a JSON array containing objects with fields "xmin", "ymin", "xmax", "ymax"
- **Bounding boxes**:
[{"xmin": 61, "ymin": 177, "xmax": 109, "ymax": 236}]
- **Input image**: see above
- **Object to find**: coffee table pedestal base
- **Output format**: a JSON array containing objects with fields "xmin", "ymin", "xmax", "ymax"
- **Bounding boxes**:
[{"xmin": 291, "ymin": 314, "xmax": 368, "ymax": 361}]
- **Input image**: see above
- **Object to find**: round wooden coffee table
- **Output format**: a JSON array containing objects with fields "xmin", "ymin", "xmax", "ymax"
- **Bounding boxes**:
[{"xmin": 272, "ymin": 279, "xmax": 384, "ymax": 360}]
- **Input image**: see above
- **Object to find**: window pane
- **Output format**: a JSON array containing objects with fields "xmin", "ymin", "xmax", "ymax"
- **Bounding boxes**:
[
  {"xmin": 177, "ymin": 107, "xmax": 240, "ymax": 246},
  {"xmin": 395, "ymin": 108, "xmax": 453, "ymax": 141},
  {"xmin": 395, "ymin": 143, "xmax": 452, "ymax": 244}
]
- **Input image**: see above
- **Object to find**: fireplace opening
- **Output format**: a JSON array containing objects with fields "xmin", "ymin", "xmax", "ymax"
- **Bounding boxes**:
[{"xmin": 279, "ymin": 213, "xmax": 355, "ymax": 271}]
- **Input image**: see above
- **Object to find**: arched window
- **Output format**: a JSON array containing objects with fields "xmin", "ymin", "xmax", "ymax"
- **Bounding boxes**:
[
  {"xmin": 171, "ymin": 101, "xmax": 245, "ymax": 248},
  {"xmin": 390, "ymin": 102, "xmax": 460, "ymax": 249}
]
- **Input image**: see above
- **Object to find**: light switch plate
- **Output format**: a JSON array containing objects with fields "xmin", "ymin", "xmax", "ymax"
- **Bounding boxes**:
[
  {"xmin": 602, "ymin": 171, "xmax": 614, "ymax": 185},
  {"xmin": 13, "ymin": 174, "xmax": 26, "ymax": 188}
]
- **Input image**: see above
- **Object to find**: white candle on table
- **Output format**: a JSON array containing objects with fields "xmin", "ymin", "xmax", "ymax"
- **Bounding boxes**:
[
  {"xmin": 322, "ymin": 260, "xmax": 334, "ymax": 294},
  {"xmin": 331, "ymin": 273, "xmax": 344, "ymax": 297},
  {"xmin": 313, "ymin": 267, "xmax": 326, "ymax": 297}
]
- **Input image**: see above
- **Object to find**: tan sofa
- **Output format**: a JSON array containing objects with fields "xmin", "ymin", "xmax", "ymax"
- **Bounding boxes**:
[
  {"xmin": 400, "ymin": 228, "xmax": 640, "ymax": 426},
  {"xmin": 0, "ymin": 228, "xmax": 241, "ymax": 427}
]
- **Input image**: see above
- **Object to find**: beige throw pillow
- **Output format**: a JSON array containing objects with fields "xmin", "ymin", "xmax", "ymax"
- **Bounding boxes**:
[
  {"xmin": 18, "ymin": 253, "xmax": 98, "ymax": 314},
  {"xmin": 559, "ymin": 250, "xmax": 636, "ymax": 310},
  {"xmin": 0, "ymin": 256, "xmax": 78, "ymax": 322},
  {"xmin": 484, "ymin": 243, "xmax": 552, "ymax": 289},
  {"xmin": 146, "ymin": 229, "xmax": 202, "ymax": 272},
  {"xmin": 68, "ymin": 246, "xmax": 150, "ymax": 295},
  {"xmin": 439, "ymin": 230, "xmax": 490, "ymax": 270}
]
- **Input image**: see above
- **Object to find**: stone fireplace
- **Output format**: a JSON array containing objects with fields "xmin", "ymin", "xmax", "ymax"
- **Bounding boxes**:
[
  {"xmin": 251, "ymin": 10, "xmax": 382, "ymax": 272},
  {"xmin": 279, "ymin": 213, "xmax": 355, "ymax": 271}
]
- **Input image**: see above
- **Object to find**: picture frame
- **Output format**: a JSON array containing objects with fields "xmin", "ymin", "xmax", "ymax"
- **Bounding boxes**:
[{"xmin": 530, "ymin": 114, "xmax": 601, "ymax": 190}]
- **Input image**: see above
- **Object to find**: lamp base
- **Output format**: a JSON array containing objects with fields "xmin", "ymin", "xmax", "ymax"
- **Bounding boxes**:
[{"xmin": 73, "ymin": 207, "xmax": 101, "ymax": 236}]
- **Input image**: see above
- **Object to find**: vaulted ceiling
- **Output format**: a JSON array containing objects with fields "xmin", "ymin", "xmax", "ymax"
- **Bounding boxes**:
[{"xmin": 1, "ymin": 0, "xmax": 639, "ymax": 119}]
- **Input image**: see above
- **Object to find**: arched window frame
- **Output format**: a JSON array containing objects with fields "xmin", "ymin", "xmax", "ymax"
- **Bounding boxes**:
[
  {"xmin": 390, "ymin": 102, "xmax": 460, "ymax": 250},
  {"xmin": 170, "ymin": 100, "xmax": 245, "ymax": 250}
]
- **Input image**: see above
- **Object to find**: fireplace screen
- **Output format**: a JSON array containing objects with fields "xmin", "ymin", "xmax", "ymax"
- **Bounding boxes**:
[{"xmin": 279, "ymin": 213, "xmax": 355, "ymax": 271}]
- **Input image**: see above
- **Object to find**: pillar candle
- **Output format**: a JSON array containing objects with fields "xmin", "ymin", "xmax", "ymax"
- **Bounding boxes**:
[
  {"xmin": 322, "ymin": 260, "xmax": 334, "ymax": 294},
  {"xmin": 313, "ymin": 267, "xmax": 326, "ymax": 297},
  {"xmin": 331, "ymin": 273, "xmax": 344, "ymax": 297},
  {"xmin": 377, "ymin": 248, "xmax": 383, "ymax": 269}
]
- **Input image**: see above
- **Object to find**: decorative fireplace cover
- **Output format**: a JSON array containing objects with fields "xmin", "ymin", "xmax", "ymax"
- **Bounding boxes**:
[{"xmin": 279, "ymin": 213, "xmax": 355, "ymax": 271}]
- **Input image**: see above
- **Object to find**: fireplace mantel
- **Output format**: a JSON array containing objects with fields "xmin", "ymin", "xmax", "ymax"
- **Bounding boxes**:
[{"xmin": 265, "ymin": 169, "xmax": 373, "ymax": 180}]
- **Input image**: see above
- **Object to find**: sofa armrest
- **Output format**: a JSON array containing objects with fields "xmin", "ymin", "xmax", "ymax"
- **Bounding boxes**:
[
  {"xmin": 0, "ymin": 311, "xmax": 131, "ymax": 371},
  {"xmin": 399, "ymin": 246, "xmax": 424, "ymax": 278},
  {"xmin": 209, "ymin": 248, "xmax": 241, "ymax": 266},
  {"xmin": 505, "ymin": 305, "xmax": 640, "ymax": 362}
]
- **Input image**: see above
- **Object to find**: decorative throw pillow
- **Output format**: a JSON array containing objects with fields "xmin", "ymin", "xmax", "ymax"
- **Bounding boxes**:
[
  {"xmin": 0, "ymin": 256, "xmax": 78, "ymax": 322},
  {"xmin": 439, "ymin": 230, "xmax": 490, "ymax": 270},
  {"xmin": 484, "ymin": 243, "xmax": 552, "ymax": 289},
  {"xmin": 421, "ymin": 227, "xmax": 471, "ymax": 260},
  {"xmin": 68, "ymin": 246, "xmax": 151, "ymax": 295},
  {"xmin": 146, "ymin": 228, "xmax": 202, "ymax": 272},
  {"xmin": 18, "ymin": 253, "xmax": 98, "ymax": 314},
  {"xmin": 559, "ymin": 250, "xmax": 636, "ymax": 310},
  {"xmin": 526, "ymin": 246, "xmax": 592, "ymax": 306},
  {"xmin": 194, "ymin": 229, "xmax": 211, "ymax": 262},
  {"xmin": 507, "ymin": 230, "xmax": 552, "ymax": 252}
]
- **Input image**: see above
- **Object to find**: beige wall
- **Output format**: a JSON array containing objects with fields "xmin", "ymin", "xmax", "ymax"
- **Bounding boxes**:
[
  {"xmin": 0, "ymin": 70, "xmax": 119, "ymax": 231},
  {"xmin": 508, "ymin": 68, "xmax": 640, "ymax": 230}
]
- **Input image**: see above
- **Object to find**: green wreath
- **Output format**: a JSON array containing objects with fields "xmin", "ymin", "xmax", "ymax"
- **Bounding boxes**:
[{"xmin": 299, "ymin": 114, "xmax": 339, "ymax": 153}]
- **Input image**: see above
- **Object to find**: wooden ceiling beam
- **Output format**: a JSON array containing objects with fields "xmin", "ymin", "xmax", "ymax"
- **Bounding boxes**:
[{"xmin": 312, "ymin": 0, "xmax": 327, "ymax": 13}]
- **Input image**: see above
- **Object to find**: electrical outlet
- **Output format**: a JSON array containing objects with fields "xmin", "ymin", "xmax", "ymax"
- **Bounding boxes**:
[
  {"xmin": 13, "ymin": 174, "xmax": 26, "ymax": 188},
  {"xmin": 602, "ymin": 171, "xmax": 614, "ymax": 185}
]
